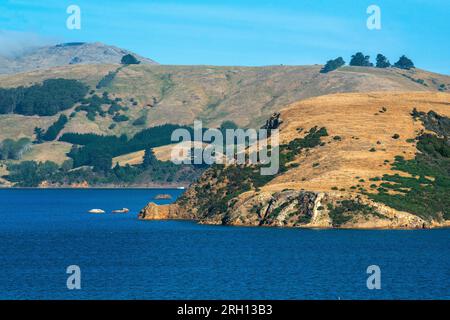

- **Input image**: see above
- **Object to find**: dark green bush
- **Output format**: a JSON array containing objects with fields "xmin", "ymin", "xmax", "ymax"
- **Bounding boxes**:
[
  {"xmin": 349, "ymin": 52, "xmax": 373, "ymax": 67},
  {"xmin": 132, "ymin": 115, "xmax": 147, "ymax": 126},
  {"xmin": 121, "ymin": 54, "xmax": 140, "ymax": 65},
  {"xmin": 320, "ymin": 57, "xmax": 345, "ymax": 73},
  {"xmin": 394, "ymin": 55, "xmax": 415, "ymax": 70}
]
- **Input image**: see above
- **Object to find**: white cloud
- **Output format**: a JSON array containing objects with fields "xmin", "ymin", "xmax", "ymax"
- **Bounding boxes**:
[{"xmin": 0, "ymin": 30, "xmax": 56, "ymax": 57}]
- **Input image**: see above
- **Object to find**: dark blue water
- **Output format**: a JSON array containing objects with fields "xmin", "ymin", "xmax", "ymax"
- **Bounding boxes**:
[{"xmin": 0, "ymin": 189, "xmax": 449, "ymax": 300}]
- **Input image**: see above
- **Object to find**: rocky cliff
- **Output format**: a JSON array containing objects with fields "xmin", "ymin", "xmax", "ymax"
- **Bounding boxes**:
[{"xmin": 139, "ymin": 185, "xmax": 431, "ymax": 229}]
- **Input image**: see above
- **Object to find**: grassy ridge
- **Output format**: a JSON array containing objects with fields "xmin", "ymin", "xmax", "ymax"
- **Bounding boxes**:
[{"xmin": 368, "ymin": 111, "xmax": 450, "ymax": 221}]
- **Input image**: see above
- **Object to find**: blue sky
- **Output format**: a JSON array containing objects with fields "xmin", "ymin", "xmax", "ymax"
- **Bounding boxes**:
[{"xmin": 0, "ymin": 0, "xmax": 449, "ymax": 73}]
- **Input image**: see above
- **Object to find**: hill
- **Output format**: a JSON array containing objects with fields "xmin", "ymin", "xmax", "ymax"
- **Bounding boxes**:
[
  {"xmin": 0, "ymin": 42, "xmax": 157, "ymax": 75},
  {"xmin": 0, "ymin": 62, "xmax": 449, "ymax": 189},
  {"xmin": 139, "ymin": 91, "xmax": 450, "ymax": 229},
  {"xmin": 0, "ymin": 63, "xmax": 448, "ymax": 139}
]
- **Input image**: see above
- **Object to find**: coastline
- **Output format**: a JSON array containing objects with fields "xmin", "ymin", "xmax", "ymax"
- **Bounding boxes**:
[
  {"xmin": 138, "ymin": 201, "xmax": 450, "ymax": 230},
  {"xmin": 0, "ymin": 184, "xmax": 188, "ymax": 190},
  {"xmin": 139, "ymin": 216, "xmax": 450, "ymax": 230},
  {"xmin": 1, "ymin": 188, "xmax": 447, "ymax": 230}
]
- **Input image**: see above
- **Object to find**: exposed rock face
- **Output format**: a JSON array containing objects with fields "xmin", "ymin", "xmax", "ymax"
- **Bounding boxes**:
[
  {"xmin": 138, "ymin": 189, "xmax": 433, "ymax": 229},
  {"xmin": 138, "ymin": 203, "xmax": 190, "ymax": 220},
  {"xmin": 219, "ymin": 190, "xmax": 433, "ymax": 229},
  {"xmin": 222, "ymin": 190, "xmax": 320, "ymax": 227},
  {"xmin": 154, "ymin": 194, "xmax": 172, "ymax": 200},
  {"xmin": 37, "ymin": 180, "xmax": 89, "ymax": 188},
  {"xmin": 38, "ymin": 180, "xmax": 50, "ymax": 188},
  {"xmin": 72, "ymin": 181, "xmax": 89, "ymax": 188},
  {"xmin": 414, "ymin": 109, "xmax": 450, "ymax": 139},
  {"xmin": 354, "ymin": 199, "xmax": 429, "ymax": 229}
]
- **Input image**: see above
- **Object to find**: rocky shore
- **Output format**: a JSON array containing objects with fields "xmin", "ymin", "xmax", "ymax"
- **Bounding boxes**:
[{"xmin": 138, "ymin": 189, "xmax": 449, "ymax": 229}]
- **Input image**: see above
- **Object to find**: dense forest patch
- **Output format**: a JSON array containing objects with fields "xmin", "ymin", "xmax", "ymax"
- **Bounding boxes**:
[
  {"xmin": 4, "ymin": 148, "xmax": 203, "ymax": 187},
  {"xmin": 0, "ymin": 79, "xmax": 88, "ymax": 116},
  {"xmin": 61, "ymin": 124, "xmax": 194, "ymax": 172}
]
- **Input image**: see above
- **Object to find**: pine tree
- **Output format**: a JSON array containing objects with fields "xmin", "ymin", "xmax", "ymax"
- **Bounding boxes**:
[
  {"xmin": 394, "ymin": 55, "xmax": 415, "ymax": 70},
  {"xmin": 34, "ymin": 127, "xmax": 44, "ymax": 144},
  {"xmin": 375, "ymin": 54, "xmax": 391, "ymax": 68},
  {"xmin": 320, "ymin": 57, "xmax": 345, "ymax": 73},
  {"xmin": 349, "ymin": 52, "xmax": 373, "ymax": 67},
  {"xmin": 143, "ymin": 148, "xmax": 157, "ymax": 169},
  {"xmin": 121, "ymin": 54, "xmax": 141, "ymax": 65}
]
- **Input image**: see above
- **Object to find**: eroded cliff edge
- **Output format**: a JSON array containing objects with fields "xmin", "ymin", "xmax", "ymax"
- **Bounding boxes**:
[
  {"xmin": 139, "ymin": 92, "xmax": 450, "ymax": 229},
  {"xmin": 139, "ymin": 190, "xmax": 431, "ymax": 229}
]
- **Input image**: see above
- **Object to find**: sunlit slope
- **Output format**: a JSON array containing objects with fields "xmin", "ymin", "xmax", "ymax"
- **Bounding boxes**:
[
  {"xmin": 152, "ymin": 91, "xmax": 450, "ymax": 229},
  {"xmin": 267, "ymin": 91, "xmax": 450, "ymax": 193},
  {"xmin": 0, "ymin": 64, "xmax": 448, "ymax": 133},
  {"xmin": 0, "ymin": 64, "xmax": 448, "ymax": 166}
]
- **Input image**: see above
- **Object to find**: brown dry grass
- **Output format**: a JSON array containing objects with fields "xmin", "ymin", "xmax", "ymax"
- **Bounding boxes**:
[
  {"xmin": 21, "ymin": 141, "xmax": 72, "ymax": 164},
  {"xmin": 0, "ymin": 114, "xmax": 56, "ymax": 141},
  {"xmin": 1, "ymin": 63, "xmax": 449, "ymax": 166},
  {"xmin": 113, "ymin": 141, "xmax": 209, "ymax": 167},
  {"xmin": 1, "ymin": 64, "xmax": 448, "ymax": 142},
  {"xmin": 0, "ymin": 64, "xmax": 116, "ymax": 89},
  {"xmin": 264, "ymin": 91, "xmax": 450, "ymax": 194},
  {"xmin": 112, "ymin": 150, "xmax": 145, "ymax": 167}
]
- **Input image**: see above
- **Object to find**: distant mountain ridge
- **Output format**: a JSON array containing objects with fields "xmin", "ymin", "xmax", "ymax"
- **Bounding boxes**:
[
  {"xmin": 0, "ymin": 42, "xmax": 158, "ymax": 74},
  {"xmin": 0, "ymin": 63, "xmax": 448, "ymax": 143}
]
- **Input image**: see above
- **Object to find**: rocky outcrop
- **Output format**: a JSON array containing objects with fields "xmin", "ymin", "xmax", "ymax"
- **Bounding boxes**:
[
  {"xmin": 89, "ymin": 209, "xmax": 105, "ymax": 214},
  {"xmin": 221, "ymin": 190, "xmax": 321, "ymax": 227},
  {"xmin": 71, "ymin": 181, "xmax": 89, "ymax": 188},
  {"xmin": 413, "ymin": 109, "xmax": 450, "ymax": 139},
  {"xmin": 220, "ymin": 190, "xmax": 434, "ymax": 229},
  {"xmin": 138, "ymin": 202, "xmax": 190, "ymax": 220},
  {"xmin": 138, "ymin": 189, "xmax": 439, "ymax": 229},
  {"xmin": 154, "ymin": 194, "xmax": 172, "ymax": 200},
  {"xmin": 37, "ymin": 180, "xmax": 89, "ymax": 188}
]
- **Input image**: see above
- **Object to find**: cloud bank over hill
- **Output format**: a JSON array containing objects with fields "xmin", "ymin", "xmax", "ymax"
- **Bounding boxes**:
[{"xmin": 0, "ymin": 30, "xmax": 57, "ymax": 58}]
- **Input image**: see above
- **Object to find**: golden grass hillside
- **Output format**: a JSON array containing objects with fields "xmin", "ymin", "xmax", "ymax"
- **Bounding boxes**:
[
  {"xmin": 266, "ymin": 91, "xmax": 450, "ymax": 193},
  {"xmin": 142, "ymin": 91, "xmax": 450, "ymax": 229},
  {"xmin": 112, "ymin": 141, "xmax": 211, "ymax": 167},
  {"xmin": 21, "ymin": 141, "xmax": 72, "ymax": 165}
]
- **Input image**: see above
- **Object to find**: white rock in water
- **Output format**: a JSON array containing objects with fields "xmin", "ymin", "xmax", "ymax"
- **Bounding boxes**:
[
  {"xmin": 112, "ymin": 208, "xmax": 129, "ymax": 213},
  {"xmin": 89, "ymin": 209, "xmax": 105, "ymax": 214}
]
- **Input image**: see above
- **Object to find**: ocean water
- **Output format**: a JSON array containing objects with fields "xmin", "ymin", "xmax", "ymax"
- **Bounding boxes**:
[{"xmin": 0, "ymin": 189, "xmax": 448, "ymax": 300}]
